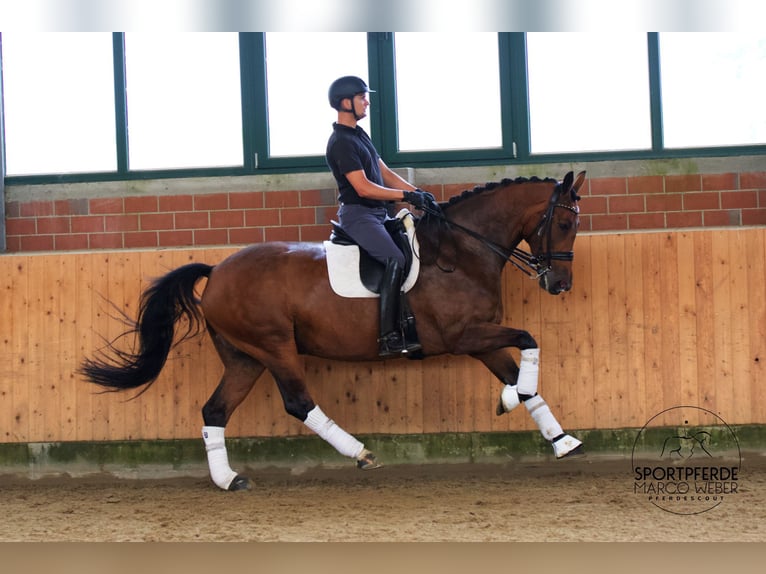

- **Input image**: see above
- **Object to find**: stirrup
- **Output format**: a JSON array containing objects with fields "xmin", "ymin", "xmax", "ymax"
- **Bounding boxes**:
[{"xmin": 378, "ymin": 332, "xmax": 421, "ymax": 358}]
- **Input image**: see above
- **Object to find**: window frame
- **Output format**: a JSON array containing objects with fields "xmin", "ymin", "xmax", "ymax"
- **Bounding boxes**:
[
  {"xmin": 372, "ymin": 32, "xmax": 516, "ymax": 164},
  {"xmin": 2, "ymin": 32, "xmax": 765, "ymax": 186}
]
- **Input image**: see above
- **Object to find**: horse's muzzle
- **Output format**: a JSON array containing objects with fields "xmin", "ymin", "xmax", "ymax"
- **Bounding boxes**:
[{"xmin": 539, "ymin": 273, "xmax": 572, "ymax": 295}]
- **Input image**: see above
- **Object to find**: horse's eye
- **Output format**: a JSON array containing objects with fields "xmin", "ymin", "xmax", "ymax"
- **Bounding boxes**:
[{"xmin": 558, "ymin": 221, "xmax": 571, "ymax": 232}]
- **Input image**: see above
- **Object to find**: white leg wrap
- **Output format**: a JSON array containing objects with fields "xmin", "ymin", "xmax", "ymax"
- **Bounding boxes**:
[
  {"xmin": 304, "ymin": 406, "xmax": 365, "ymax": 459},
  {"xmin": 523, "ymin": 395, "xmax": 583, "ymax": 458},
  {"xmin": 524, "ymin": 394, "xmax": 563, "ymax": 441},
  {"xmin": 517, "ymin": 348, "xmax": 540, "ymax": 396},
  {"xmin": 500, "ymin": 384, "xmax": 521, "ymax": 412},
  {"xmin": 202, "ymin": 426, "xmax": 238, "ymax": 490}
]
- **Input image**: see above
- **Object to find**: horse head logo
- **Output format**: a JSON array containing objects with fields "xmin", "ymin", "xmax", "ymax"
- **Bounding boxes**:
[{"xmin": 660, "ymin": 430, "xmax": 713, "ymax": 460}]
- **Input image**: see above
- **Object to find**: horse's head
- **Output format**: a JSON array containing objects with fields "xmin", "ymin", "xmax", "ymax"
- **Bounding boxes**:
[{"xmin": 524, "ymin": 171, "xmax": 586, "ymax": 295}]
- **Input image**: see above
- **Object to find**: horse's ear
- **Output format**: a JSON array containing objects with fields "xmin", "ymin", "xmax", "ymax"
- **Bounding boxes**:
[
  {"xmin": 572, "ymin": 171, "xmax": 586, "ymax": 194},
  {"xmin": 562, "ymin": 171, "xmax": 574, "ymax": 191}
]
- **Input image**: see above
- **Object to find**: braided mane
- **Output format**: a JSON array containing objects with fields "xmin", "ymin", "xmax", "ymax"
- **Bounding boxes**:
[{"xmin": 445, "ymin": 176, "xmax": 558, "ymax": 207}]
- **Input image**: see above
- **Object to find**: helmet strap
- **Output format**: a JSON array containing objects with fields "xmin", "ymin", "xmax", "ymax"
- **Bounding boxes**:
[{"xmin": 340, "ymin": 95, "xmax": 364, "ymax": 121}]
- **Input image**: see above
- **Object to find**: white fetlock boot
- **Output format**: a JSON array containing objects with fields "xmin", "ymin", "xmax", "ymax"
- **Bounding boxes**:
[{"xmin": 552, "ymin": 434, "xmax": 584, "ymax": 459}]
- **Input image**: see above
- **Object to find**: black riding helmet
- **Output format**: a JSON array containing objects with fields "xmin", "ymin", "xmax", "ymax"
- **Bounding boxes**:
[{"xmin": 328, "ymin": 76, "xmax": 374, "ymax": 120}]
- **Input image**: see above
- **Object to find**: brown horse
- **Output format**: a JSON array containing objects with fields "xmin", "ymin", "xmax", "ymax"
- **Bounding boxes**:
[{"xmin": 81, "ymin": 171, "xmax": 587, "ymax": 491}]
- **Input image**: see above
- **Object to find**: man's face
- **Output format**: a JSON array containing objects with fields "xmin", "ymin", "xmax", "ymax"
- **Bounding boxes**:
[{"xmin": 351, "ymin": 92, "xmax": 369, "ymax": 119}]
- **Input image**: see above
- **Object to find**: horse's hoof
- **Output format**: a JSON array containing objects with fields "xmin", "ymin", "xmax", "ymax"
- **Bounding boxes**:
[
  {"xmin": 495, "ymin": 397, "xmax": 505, "ymax": 416},
  {"xmin": 356, "ymin": 449, "xmax": 383, "ymax": 470},
  {"xmin": 553, "ymin": 435, "xmax": 585, "ymax": 459},
  {"xmin": 227, "ymin": 475, "xmax": 252, "ymax": 491}
]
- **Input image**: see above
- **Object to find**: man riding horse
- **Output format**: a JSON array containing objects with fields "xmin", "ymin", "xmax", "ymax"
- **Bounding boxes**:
[{"xmin": 325, "ymin": 75, "xmax": 439, "ymax": 357}]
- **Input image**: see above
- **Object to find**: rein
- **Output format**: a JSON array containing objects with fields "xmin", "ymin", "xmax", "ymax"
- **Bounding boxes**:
[{"xmin": 420, "ymin": 184, "xmax": 579, "ymax": 279}]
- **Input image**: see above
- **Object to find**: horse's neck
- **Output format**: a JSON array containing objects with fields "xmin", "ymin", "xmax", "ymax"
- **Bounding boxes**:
[{"xmin": 447, "ymin": 185, "xmax": 549, "ymax": 251}]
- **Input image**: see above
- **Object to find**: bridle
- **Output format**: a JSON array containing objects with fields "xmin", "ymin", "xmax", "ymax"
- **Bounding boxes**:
[{"xmin": 421, "ymin": 182, "xmax": 580, "ymax": 279}]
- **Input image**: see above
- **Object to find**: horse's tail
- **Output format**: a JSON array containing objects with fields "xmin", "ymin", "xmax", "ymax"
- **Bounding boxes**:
[{"xmin": 80, "ymin": 262, "xmax": 213, "ymax": 394}]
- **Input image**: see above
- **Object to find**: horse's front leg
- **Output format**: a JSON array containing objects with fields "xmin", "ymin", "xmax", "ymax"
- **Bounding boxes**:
[
  {"xmin": 471, "ymin": 344, "xmax": 584, "ymax": 459},
  {"xmin": 470, "ymin": 348, "xmax": 520, "ymax": 415},
  {"xmin": 452, "ymin": 322, "xmax": 538, "ymax": 355}
]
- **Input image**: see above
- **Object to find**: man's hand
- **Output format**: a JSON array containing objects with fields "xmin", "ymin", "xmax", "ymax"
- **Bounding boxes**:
[{"xmin": 402, "ymin": 189, "xmax": 440, "ymax": 214}]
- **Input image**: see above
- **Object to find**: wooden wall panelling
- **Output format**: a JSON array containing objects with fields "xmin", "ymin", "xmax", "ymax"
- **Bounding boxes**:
[
  {"xmin": 693, "ymin": 231, "xmax": 716, "ymax": 416},
  {"xmin": 436, "ymin": 355, "xmax": 458, "ymax": 433},
  {"xmin": 570, "ymin": 237, "xmax": 596, "ymax": 430},
  {"xmin": 711, "ymin": 231, "xmax": 735, "ymax": 423},
  {"xmin": 676, "ymin": 232, "xmax": 701, "ymax": 415},
  {"xmin": 74, "ymin": 252, "xmax": 96, "ymax": 442},
  {"xmin": 728, "ymin": 230, "xmax": 754, "ymax": 425},
  {"xmin": 466, "ymin": 356, "xmax": 495, "ymax": 434},
  {"xmin": 379, "ymin": 359, "xmax": 411, "ymax": 435},
  {"xmin": 2, "ymin": 228, "xmax": 766, "ymax": 445},
  {"xmin": 16, "ymin": 255, "xmax": 31, "ymax": 442},
  {"xmin": 57, "ymin": 253, "xmax": 78, "ymax": 442},
  {"xmin": 746, "ymin": 230, "xmax": 766, "ymax": 424},
  {"xmin": 623, "ymin": 233, "xmax": 648, "ymax": 428},
  {"xmin": 640, "ymin": 234, "xmax": 667, "ymax": 426},
  {"xmin": 606, "ymin": 234, "xmax": 630, "ymax": 429},
  {"xmin": 27, "ymin": 255, "xmax": 49, "ymax": 442},
  {"xmin": 554, "ymin": 264, "xmax": 580, "ymax": 429},
  {"xmin": 0, "ymin": 256, "xmax": 29, "ymax": 442},
  {"xmin": 324, "ymin": 360, "xmax": 367, "ymax": 436},
  {"xmin": 588, "ymin": 233, "xmax": 613, "ymax": 428},
  {"xmin": 88, "ymin": 252, "xmax": 111, "ymax": 441},
  {"xmin": 369, "ymin": 356, "xmax": 390, "ymax": 433},
  {"xmin": 659, "ymin": 233, "xmax": 683, "ymax": 415},
  {"xmin": 0, "ymin": 258, "xmax": 14, "ymax": 441},
  {"xmin": 403, "ymin": 354, "xmax": 425, "ymax": 434}
]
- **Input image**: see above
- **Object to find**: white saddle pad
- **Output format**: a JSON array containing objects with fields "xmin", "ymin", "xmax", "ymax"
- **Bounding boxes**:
[{"xmin": 324, "ymin": 209, "xmax": 420, "ymax": 298}]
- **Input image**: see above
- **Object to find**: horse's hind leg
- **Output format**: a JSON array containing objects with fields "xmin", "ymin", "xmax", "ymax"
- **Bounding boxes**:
[
  {"xmin": 266, "ymin": 345, "xmax": 381, "ymax": 471},
  {"xmin": 474, "ymin": 347, "xmax": 583, "ymax": 459},
  {"xmin": 201, "ymin": 331, "xmax": 266, "ymax": 491}
]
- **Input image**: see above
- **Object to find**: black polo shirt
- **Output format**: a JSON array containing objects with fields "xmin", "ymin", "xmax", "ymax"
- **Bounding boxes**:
[{"xmin": 325, "ymin": 122, "xmax": 388, "ymax": 208}]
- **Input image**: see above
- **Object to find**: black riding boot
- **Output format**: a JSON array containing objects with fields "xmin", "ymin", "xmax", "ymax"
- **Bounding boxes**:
[{"xmin": 378, "ymin": 258, "xmax": 422, "ymax": 357}]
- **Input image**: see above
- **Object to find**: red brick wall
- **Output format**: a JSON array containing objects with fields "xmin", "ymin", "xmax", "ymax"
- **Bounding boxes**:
[
  {"xmin": 4, "ymin": 188, "xmax": 338, "ymax": 252},
  {"xmin": 4, "ymin": 169, "xmax": 766, "ymax": 253},
  {"xmin": 576, "ymin": 171, "xmax": 766, "ymax": 232}
]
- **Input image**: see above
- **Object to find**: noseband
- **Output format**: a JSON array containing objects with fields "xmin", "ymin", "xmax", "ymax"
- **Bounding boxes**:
[
  {"xmin": 522, "ymin": 188, "xmax": 580, "ymax": 277},
  {"xmin": 423, "ymin": 183, "xmax": 579, "ymax": 279}
]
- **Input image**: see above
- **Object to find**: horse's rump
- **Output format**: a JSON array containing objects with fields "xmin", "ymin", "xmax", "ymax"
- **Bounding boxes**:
[{"xmin": 200, "ymin": 241, "xmax": 384, "ymax": 361}]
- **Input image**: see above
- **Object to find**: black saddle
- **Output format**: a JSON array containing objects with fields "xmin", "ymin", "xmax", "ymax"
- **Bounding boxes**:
[{"xmin": 329, "ymin": 217, "xmax": 414, "ymax": 294}]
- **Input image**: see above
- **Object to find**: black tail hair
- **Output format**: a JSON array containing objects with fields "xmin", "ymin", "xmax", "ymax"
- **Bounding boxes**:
[{"xmin": 79, "ymin": 262, "xmax": 213, "ymax": 393}]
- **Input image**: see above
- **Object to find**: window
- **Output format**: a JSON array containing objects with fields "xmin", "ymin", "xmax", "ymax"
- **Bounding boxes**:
[
  {"xmin": 527, "ymin": 33, "xmax": 652, "ymax": 154},
  {"xmin": 123, "ymin": 33, "xmax": 242, "ymax": 170},
  {"xmin": 264, "ymin": 32, "xmax": 368, "ymax": 158},
  {"xmin": 393, "ymin": 32, "xmax": 502, "ymax": 152},
  {"xmin": 2, "ymin": 33, "xmax": 116, "ymax": 175},
  {"xmin": 2, "ymin": 33, "xmax": 765, "ymax": 184},
  {"xmin": 659, "ymin": 33, "xmax": 766, "ymax": 148}
]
